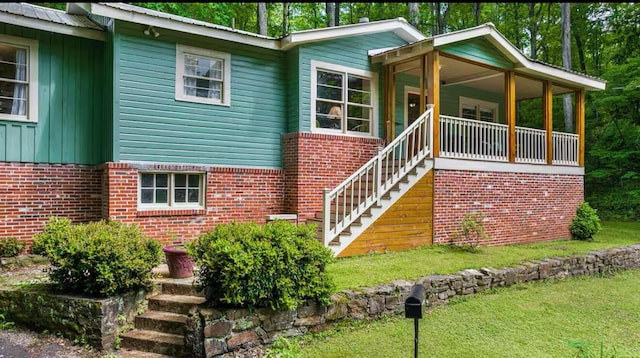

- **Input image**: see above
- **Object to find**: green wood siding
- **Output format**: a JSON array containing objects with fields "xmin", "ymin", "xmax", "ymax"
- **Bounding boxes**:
[
  {"xmin": 441, "ymin": 84, "xmax": 504, "ymax": 122},
  {"xmin": 296, "ymin": 32, "xmax": 409, "ymax": 134},
  {"xmin": 114, "ymin": 22, "xmax": 285, "ymax": 168},
  {"xmin": 0, "ymin": 24, "xmax": 108, "ymax": 164},
  {"xmin": 439, "ymin": 38, "xmax": 513, "ymax": 70}
]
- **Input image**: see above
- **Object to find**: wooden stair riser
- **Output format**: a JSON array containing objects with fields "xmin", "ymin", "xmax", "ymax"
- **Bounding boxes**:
[
  {"xmin": 121, "ymin": 330, "xmax": 185, "ymax": 357},
  {"xmin": 148, "ymin": 294, "xmax": 206, "ymax": 315},
  {"xmin": 162, "ymin": 281, "xmax": 204, "ymax": 297},
  {"xmin": 135, "ymin": 311, "xmax": 187, "ymax": 336}
]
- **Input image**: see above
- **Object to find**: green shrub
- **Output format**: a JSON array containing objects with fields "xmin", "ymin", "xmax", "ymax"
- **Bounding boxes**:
[
  {"xmin": 0, "ymin": 237, "xmax": 25, "ymax": 257},
  {"xmin": 570, "ymin": 202, "xmax": 602, "ymax": 241},
  {"xmin": 32, "ymin": 217, "xmax": 162, "ymax": 297},
  {"xmin": 449, "ymin": 211, "xmax": 490, "ymax": 252},
  {"xmin": 188, "ymin": 220, "xmax": 335, "ymax": 311}
]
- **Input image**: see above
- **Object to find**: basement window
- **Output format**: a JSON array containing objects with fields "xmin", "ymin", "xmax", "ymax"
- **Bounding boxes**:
[{"xmin": 138, "ymin": 172, "xmax": 205, "ymax": 209}]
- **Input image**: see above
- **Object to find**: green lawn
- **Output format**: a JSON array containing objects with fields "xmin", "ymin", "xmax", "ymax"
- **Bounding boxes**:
[
  {"xmin": 298, "ymin": 271, "xmax": 640, "ymax": 357},
  {"xmin": 328, "ymin": 221, "xmax": 640, "ymax": 291}
]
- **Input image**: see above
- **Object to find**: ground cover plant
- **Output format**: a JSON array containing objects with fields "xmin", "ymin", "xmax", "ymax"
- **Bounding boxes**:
[
  {"xmin": 0, "ymin": 238, "xmax": 25, "ymax": 258},
  {"xmin": 328, "ymin": 221, "xmax": 640, "ymax": 291},
  {"xmin": 296, "ymin": 271, "xmax": 640, "ymax": 357}
]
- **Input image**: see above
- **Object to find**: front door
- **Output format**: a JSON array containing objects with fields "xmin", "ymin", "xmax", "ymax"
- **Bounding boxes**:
[{"xmin": 406, "ymin": 90, "xmax": 428, "ymax": 155}]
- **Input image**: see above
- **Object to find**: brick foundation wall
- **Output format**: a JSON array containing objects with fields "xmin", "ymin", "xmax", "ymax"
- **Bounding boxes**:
[
  {"xmin": 433, "ymin": 169, "xmax": 584, "ymax": 246},
  {"xmin": 0, "ymin": 163, "xmax": 102, "ymax": 247},
  {"xmin": 283, "ymin": 133, "xmax": 384, "ymax": 222},
  {"xmin": 102, "ymin": 162, "xmax": 285, "ymax": 244}
]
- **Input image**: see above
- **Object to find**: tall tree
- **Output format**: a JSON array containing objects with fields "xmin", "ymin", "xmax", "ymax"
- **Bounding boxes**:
[
  {"xmin": 472, "ymin": 3, "xmax": 481, "ymax": 26},
  {"xmin": 408, "ymin": 3, "xmax": 420, "ymax": 28},
  {"xmin": 527, "ymin": 3, "xmax": 542, "ymax": 59},
  {"xmin": 257, "ymin": 3, "xmax": 267, "ymax": 35},
  {"xmin": 282, "ymin": 2, "xmax": 289, "ymax": 35},
  {"xmin": 561, "ymin": 3, "xmax": 574, "ymax": 132},
  {"xmin": 326, "ymin": 2, "xmax": 336, "ymax": 27}
]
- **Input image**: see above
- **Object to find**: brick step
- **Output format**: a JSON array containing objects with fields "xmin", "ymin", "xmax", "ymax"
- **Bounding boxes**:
[
  {"xmin": 148, "ymin": 294, "xmax": 207, "ymax": 315},
  {"xmin": 118, "ymin": 348, "xmax": 174, "ymax": 358},
  {"xmin": 120, "ymin": 329, "xmax": 185, "ymax": 357},
  {"xmin": 161, "ymin": 281, "xmax": 203, "ymax": 297},
  {"xmin": 135, "ymin": 310, "xmax": 188, "ymax": 336}
]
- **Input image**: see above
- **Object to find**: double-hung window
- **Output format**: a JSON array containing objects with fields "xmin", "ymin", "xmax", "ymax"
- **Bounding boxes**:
[
  {"xmin": 175, "ymin": 44, "xmax": 231, "ymax": 106},
  {"xmin": 459, "ymin": 96, "xmax": 499, "ymax": 123},
  {"xmin": 0, "ymin": 35, "xmax": 38, "ymax": 122},
  {"xmin": 312, "ymin": 60, "xmax": 377, "ymax": 136},
  {"xmin": 139, "ymin": 173, "xmax": 205, "ymax": 209}
]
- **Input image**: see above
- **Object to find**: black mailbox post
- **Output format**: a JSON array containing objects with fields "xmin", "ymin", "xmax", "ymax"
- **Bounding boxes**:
[{"xmin": 405, "ymin": 284, "xmax": 426, "ymax": 358}]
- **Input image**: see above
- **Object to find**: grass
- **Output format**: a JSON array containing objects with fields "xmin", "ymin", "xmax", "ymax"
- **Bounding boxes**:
[
  {"xmin": 297, "ymin": 270, "xmax": 640, "ymax": 357},
  {"xmin": 328, "ymin": 221, "xmax": 640, "ymax": 291}
]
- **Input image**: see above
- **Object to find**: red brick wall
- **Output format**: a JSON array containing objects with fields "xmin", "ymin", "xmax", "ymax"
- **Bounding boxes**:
[
  {"xmin": 283, "ymin": 133, "xmax": 385, "ymax": 221},
  {"xmin": 433, "ymin": 170, "xmax": 584, "ymax": 246},
  {"xmin": 0, "ymin": 163, "xmax": 102, "ymax": 247},
  {"xmin": 102, "ymin": 162, "xmax": 285, "ymax": 244}
]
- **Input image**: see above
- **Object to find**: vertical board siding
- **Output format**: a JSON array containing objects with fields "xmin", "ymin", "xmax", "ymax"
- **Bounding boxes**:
[
  {"xmin": 115, "ymin": 22, "xmax": 286, "ymax": 168},
  {"xmin": 0, "ymin": 24, "xmax": 108, "ymax": 164},
  {"xmin": 439, "ymin": 38, "xmax": 513, "ymax": 70},
  {"xmin": 297, "ymin": 32, "xmax": 409, "ymax": 133}
]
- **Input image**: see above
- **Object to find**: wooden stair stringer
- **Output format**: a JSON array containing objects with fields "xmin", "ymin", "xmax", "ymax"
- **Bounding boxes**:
[{"xmin": 328, "ymin": 159, "xmax": 434, "ymax": 256}]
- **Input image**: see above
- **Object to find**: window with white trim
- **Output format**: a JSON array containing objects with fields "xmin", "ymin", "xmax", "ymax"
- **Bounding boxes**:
[
  {"xmin": 0, "ymin": 35, "xmax": 38, "ymax": 122},
  {"xmin": 139, "ymin": 172, "xmax": 205, "ymax": 209},
  {"xmin": 459, "ymin": 96, "xmax": 499, "ymax": 123},
  {"xmin": 175, "ymin": 44, "xmax": 231, "ymax": 106},
  {"xmin": 312, "ymin": 61, "xmax": 377, "ymax": 136}
]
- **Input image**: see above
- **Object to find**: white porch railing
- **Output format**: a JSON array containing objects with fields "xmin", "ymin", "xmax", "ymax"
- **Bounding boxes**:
[
  {"xmin": 322, "ymin": 105, "xmax": 434, "ymax": 246},
  {"xmin": 440, "ymin": 115, "xmax": 508, "ymax": 161},
  {"xmin": 515, "ymin": 126, "xmax": 546, "ymax": 164},
  {"xmin": 552, "ymin": 131, "xmax": 579, "ymax": 165}
]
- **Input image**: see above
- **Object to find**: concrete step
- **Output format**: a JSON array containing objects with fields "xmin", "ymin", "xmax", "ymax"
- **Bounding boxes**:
[
  {"xmin": 118, "ymin": 349, "xmax": 174, "ymax": 358},
  {"xmin": 120, "ymin": 329, "xmax": 185, "ymax": 357},
  {"xmin": 135, "ymin": 310, "xmax": 188, "ymax": 336},
  {"xmin": 148, "ymin": 294, "xmax": 206, "ymax": 315},
  {"xmin": 161, "ymin": 281, "xmax": 203, "ymax": 297}
]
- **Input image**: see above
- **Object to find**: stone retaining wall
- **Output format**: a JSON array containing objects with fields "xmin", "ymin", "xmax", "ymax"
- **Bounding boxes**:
[{"xmin": 187, "ymin": 244, "xmax": 640, "ymax": 357}]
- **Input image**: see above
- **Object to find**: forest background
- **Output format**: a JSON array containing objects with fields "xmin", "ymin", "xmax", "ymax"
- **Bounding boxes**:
[{"xmin": 39, "ymin": 2, "xmax": 640, "ymax": 221}]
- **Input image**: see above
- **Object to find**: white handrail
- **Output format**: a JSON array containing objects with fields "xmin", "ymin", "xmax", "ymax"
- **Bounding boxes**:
[
  {"xmin": 515, "ymin": 126, "xmax": 546, "ymax": 164},
  {"xmin": 440, "ymin": 115, "xmax": 508, "ymax": 162},
  {"xmin": 322, "ymin": 105, "xmax": 434, "ymax": 246}
]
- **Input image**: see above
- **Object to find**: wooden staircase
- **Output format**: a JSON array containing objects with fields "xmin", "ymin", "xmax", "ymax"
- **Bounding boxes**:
[{"xmin": 118, "ymin": 278, "xmax": 206, "ymax": 357}]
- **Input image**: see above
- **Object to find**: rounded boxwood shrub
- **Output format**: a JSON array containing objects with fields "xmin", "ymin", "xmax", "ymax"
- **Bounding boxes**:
[
  {"xmin": 188, "ymin": 220, "xmax": 335, "ymax": 311},
  {"xmin": 0, "ymin": 237, "xmax": 25, "ymax": 257},
  {"xmin": 570, "ymin": 202, "xmax": 602, "ymax": 241},
  {"xmin": 32, "ymin": 217, "xmax": 162, "ymax": 297}
]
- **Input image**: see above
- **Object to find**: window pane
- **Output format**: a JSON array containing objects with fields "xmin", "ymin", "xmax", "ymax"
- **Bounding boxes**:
[
  {"xmin": 462, "ymin": 105, "xmax": 477, "ymax": 120},
  {"xmin": 479, "ymin": 107, "xmax": 494, "ymax": 122},
  {"xmin": 347, "ymin": 119, "xmax": 369, "ymax": 133},
  {"xmin": 174, "ymin": 174, "xmax": 186, "ymax": 187},
  {"xmin": 317, "ymin": 71, "xmax": 342, "ymax": 87},
  {"xmin": 156, "ymin": 174, "xmax": 168, "ymax": 188},
  {"xmin": 316, "ymin": 101, "xmax": 342, "ymax": 130},
  {"xmin": 347, "ymin": 105, "xmax": 371, "ymax": 120},
  {"xmin": 156, "ymin": 189, "xmax": 168, "ymax": 203},
  {"xmin": 347, "ymin": 76, "xmax": 370, "ymax": 105},
  {"xmin": 175, "ymin": 189, "xmax": 186, "ymax": 203},
  {"xmin": 188, "ymin": 189, "xmax": 199, "ymax": 203},
  {"xmin": 317, "ymin": 71, "xmax": 342, "ymax": 101},
  {"xmin": 141, "ymin": 189, "xmax": 154, "ymax": 203},
  {"xmin": 141, "ymin": 174, "xmax": 154, "ymax": 188},
  {"xmin": 188, "ymin": 175, "xmax": 200, "ymax": 187},
  {"xmin": 0, "ymin": 45, "xmax": 28, "ymax": 116}
]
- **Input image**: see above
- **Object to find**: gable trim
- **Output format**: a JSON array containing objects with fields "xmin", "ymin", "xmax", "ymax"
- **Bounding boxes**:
[{"xmin": 0, "ymin": 12, "xmax": 105, "ymax": 41}]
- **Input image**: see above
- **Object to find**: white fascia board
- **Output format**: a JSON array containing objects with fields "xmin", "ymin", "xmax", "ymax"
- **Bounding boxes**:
[
  {"xmin": 368, "ymin": 46, "xmax": 398, "ymax": 57},
  {"xmin": 0, "ymin": 12, "xmax": 105, "ymax": 41},
  {"xmin": 88, "ymin": 3, "xmax": 279, "ymax": 50},
  {"xmin": 517, "ymin": 65, "xmax": 607, "ymax": 91},
  {"xmin": 370, "ymin": 40, "xmax": 433, "ymax": 65},
  {"xmin": 434, "ymin": 158, "xmax": 585, "ymax": 176},
  {"xmin": 281, "ymin": 19, "xmax": 425, "ymax": 51}
]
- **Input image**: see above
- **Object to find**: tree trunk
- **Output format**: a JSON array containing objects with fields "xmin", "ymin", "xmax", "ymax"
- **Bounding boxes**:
[
  {"xmin": 257, "ymin": 2, "xmax": 267, "ymax": 35},
  {"xmin": 282, "ymin": 2, "xmax": 288, "ymax": 36},
  {"xmin": 528, "ymin": 3, "xmax": 539, "ymax": 59},
  {"xmin": 574, "ymin": 33, "xmax": 587, "ymax": 72},
  {"xmin": 334, "ymin": 2, "xmax": 340, "ymax": 25},
  {"xmin": 472, "ymin": 2, "xmax": 481, "ymax": 26},
  {"xmin": 409, "ymin": 3, "xmax": 420, "ymax": 28},
  {"xmin": 326, "ymin": 2, "xmax": 336, "ymax": 27},
  {"xmin": 561, "ymin": 3, "xmax": 574, "ymax": 132}
]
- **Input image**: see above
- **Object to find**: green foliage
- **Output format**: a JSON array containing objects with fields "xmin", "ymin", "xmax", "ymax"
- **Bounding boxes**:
[
  {"xmin": 32, "ymin": 217, "xmax": 162, "ymax": 297},
  {"xmin": 570, "ymin": 202, "xmax": 602, "ymax": 241},
  {"xmin": 0, "ymin": 237, "xmax": 25, "ymax": 257},
  {"xmin": 264, "ymin": 337, "xmax": 303, "ymax": 358},
  {"xmin": 188, "ymin": 220, "xmax": 335, "ymax": 311},
  {"xmin": 568, "ymin": 341, "xmax": 619, "ymax": 358},
  {"xmin": 0, "ymin": 312, "xmax": 15, "ymax": 330},
  {"xmin": 449, "ymin": 211, "xmax": 490, "ymax": 252}
]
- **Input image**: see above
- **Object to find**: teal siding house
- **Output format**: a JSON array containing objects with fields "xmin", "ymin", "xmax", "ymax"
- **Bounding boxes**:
[{"xmin": 0, "ymin": 3, "xmax": 605, "ymax": 259}]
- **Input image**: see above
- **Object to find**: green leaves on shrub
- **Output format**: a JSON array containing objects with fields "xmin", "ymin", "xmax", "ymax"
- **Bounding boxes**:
[
  {"xmin": 570, "ymin": 202, "xmax": 602, "ymax": 241},
  {"xmin": 32, "ymin": 217, "xmax": 162, "ymax": 297},
  {"xmin": 0, "ymin": 237, "xmax": 25, "ymax": 257},
  {"xmin": 188, "ymin": 221, "xmax": 335, "ymax": 311}
]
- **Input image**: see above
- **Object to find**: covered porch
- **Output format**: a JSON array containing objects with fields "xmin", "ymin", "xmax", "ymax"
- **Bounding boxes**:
[{"xmin": 371, "ymin": 25, "xmax": 606, "ymax": 167}]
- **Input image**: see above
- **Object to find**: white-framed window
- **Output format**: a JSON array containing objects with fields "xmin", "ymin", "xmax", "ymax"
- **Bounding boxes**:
[
  {"xmin": 0, "ymin": 35, "xmax": 38, "ymax": 122},
  {"xmin": 311, "ymin": 60, "xmax": 377, "ymax": 136},
  {"xmin": 459, "ymin": 96, "xmax": 499, "ymax": 123},
  {"xmin": 175, "ymin": 44, "xmax": 231, "ymax": 106},
  {"xmin": 138, "ymin": 172, "xmax": 205, "ymax": 209}
]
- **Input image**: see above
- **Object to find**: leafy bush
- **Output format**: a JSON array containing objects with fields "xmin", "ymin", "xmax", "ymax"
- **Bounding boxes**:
[
  {"xmin": 0, "ymin": 237, "xmax": 25, "ymax": 257},
  {"xmin": 188, "ymin": 220, "xmax": 335, "ymax": 311},
  {"xmin": 449, "ymin": 211, "xmax": 490, "ymax": 252},
  {"xmin": 32, "ymin": 217, "xmax": 162, "ymax": 297},
  {"xmin": 570, "ymin": 202, "xmax": 602, "ymax": 241}
]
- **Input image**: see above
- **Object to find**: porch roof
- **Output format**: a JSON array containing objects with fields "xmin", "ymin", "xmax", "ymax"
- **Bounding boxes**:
[{"xmin": 369, "ymin": 23, "xmax": 606, "ymax": 91}]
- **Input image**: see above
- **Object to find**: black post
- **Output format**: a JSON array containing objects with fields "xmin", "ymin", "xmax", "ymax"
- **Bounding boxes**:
[{"xmin": 414, "ymin": 317, "xmax": 419, "ymax": 358}]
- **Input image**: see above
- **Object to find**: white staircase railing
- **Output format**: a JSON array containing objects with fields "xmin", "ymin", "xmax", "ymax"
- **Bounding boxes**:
[{"xmin": 322, "ymin": 105, "xmax": 434, "ymax": 247}]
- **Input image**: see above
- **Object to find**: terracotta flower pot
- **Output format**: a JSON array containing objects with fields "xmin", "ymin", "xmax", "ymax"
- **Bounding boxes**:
[{"xmin": 163, "ymin": 244, "xmax": 195, "ymax": 279}]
